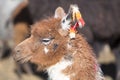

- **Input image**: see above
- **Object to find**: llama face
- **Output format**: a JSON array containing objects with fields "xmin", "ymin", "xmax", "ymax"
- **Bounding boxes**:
[{"xmin": 14, "ymin": 7, "xmax": 71, "ymax": 69}]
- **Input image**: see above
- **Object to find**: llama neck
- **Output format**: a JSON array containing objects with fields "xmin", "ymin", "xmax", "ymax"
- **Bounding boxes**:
[{"xmin": 47, "ymin": 58, "xmax": 72, "ymax": 80}]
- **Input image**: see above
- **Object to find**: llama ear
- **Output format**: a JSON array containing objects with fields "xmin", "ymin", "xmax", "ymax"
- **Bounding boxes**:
[{"xmin": 54, "ymin": 7, "xmax": 66, "ymax": 18}]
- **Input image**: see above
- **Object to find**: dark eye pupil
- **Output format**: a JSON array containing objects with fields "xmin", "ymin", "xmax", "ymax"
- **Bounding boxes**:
[{"xmin": 62, "ymin": 19, "xmax": 65, "ymax": 23}]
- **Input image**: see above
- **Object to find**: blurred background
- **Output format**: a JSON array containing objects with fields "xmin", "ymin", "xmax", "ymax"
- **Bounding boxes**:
[{"xmin": 0, "ymin": 0, "xmax": 120, "ymax": 80}]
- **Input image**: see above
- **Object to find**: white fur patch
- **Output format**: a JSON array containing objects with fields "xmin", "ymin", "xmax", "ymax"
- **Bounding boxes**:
[
  {"xmin": 44, "ymin": 47, "xmax": 49, "ymax": 54},
  {"xmin": 47, "ymin": 58, "xmax": 72, "ymax": 80},
  {"xmin": 61, "ymin": 15, "xmax": 71, "ymax": 30},
  {"xmin": 96, "ymin": 67, "xmax": 104, "ymax": 80}
]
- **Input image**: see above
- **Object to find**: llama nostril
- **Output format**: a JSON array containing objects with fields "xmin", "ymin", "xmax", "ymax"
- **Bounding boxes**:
[
  {"xmin": 13, "ymin": 48, "xmax": 21, "ymax": 60},
  {"xmin": 15, "ymin": 47, "xmax": 21, "ymax": 54},
  {"xmin": 16, "ymin": 49, "xmax": 20, "ymax": 53}
]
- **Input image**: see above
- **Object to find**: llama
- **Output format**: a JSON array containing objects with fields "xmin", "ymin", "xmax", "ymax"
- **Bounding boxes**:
[{"xmin": 14, "ymin": 5, "xmax": 104, "ymax": 80}]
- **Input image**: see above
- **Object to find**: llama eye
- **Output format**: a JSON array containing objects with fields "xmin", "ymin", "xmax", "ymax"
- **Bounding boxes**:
[
  {"xmin": 62, "ymin": 19, "xmax": 65, "ymax": 23},
  {"xmin": 41, "ymin": 37, "xmax": 55, "ymax": 45},
  {"xmin": 42, "ymin": 38, "xmax": 51, "ymax": 45}
]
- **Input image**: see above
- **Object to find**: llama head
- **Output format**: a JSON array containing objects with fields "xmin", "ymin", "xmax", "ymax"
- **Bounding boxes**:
[
  {"xmin": 13, "ymin": 6, "xmax": 73, "ymax": 70},
  {"xmin": 13, "ymin": 5, "xmax": 104, "ymax": 80}
]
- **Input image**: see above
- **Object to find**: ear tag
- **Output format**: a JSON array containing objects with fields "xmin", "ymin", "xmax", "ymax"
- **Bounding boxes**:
[
  {"xmin": 68, "ymin": 4, "xmax": 86, "ymax": 39},
  {"xmin": 69, "ymin": 22, "xmax": 78, "ymax": 39},
  {"xmin": 71, "ymin": 5, "xmax": 85, "ymax": 28},
  {"xmin": 69, "ymin": 28, "xmax": 76, "ymax": 39}
]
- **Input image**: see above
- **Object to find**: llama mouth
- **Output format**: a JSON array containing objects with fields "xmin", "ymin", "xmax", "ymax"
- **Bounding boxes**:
[{"xmin": 14, "ymin": 54, "xmax": 32, "ymax": 63}]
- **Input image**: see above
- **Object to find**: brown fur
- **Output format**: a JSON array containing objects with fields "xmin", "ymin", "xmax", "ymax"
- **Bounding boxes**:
[
  {"xmin": 14, "ymin": 7, "xmax": 103, "ymax": 80},
  {"xmin": 14, "ymin": 18, "xmax": 68, "ymax": 69},
  {"xmin": 63, "ymin": 34, "xmax": 97, "ymax": 80}
]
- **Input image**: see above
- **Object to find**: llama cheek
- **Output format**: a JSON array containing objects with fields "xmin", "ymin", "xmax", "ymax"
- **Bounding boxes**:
[{"xmin": 44, "ymin": 47, "xmax": 49, "ymax": 54}]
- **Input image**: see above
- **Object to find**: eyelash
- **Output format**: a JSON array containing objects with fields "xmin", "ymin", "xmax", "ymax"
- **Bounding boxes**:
[
  {"xmin": 41, "ymin": 37, "xmax": 54, "ymax": 45},
  {"xmin": 42, "ymin": 38, "xmax": 51, "ymax": 42}
]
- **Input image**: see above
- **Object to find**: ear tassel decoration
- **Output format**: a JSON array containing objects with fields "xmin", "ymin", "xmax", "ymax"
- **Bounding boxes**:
[
  {"xmin": 69, "ymin": 22, "xmax": 78, "ymax": 39},
  {"xmin": 69, "ymin": 4, "xmax": 85, "ymax": 39}
]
